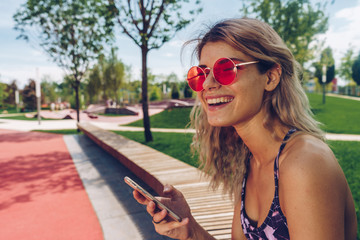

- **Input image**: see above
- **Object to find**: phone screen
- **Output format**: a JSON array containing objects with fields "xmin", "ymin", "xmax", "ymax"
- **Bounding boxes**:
[{"xmin": 124, "ymin": 176, "xmax": 182, "ymax": 222}]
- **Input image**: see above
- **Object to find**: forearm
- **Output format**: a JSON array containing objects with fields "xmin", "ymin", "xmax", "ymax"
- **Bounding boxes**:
[{"xmin": 186, "ymin": 216, "xmax": 216, "ymax": 240}]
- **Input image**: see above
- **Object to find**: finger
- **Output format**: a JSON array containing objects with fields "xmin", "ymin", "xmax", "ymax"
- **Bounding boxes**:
[
  {"xmin": 146, "ymin": 200, "xmax": 157, "ymax": 216},
  {"xmin": 162, "ymin": 184, "xmax": 183, "ymax": 199},
  {"xmin": 133, "ymin": 190, "xmax": 149, "ymax": 205},
  {"xmin": 152, "ymin": 209, "xmax": 167, "ymax": 224},
  {"xmin": 155, "ymin": 217, "xmax": 190, "ymax": 235}
]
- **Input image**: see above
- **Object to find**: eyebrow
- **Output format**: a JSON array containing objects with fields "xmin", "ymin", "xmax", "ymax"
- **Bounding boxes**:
[{"xmin": 198, "ymin": 57, "xmax": 247, "ymax": 68}]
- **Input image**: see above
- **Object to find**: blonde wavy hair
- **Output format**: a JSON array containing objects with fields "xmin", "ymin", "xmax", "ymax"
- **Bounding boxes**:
[{"xmin": 187, "ymin": 18, "xmax": 325, "ymax": 199}]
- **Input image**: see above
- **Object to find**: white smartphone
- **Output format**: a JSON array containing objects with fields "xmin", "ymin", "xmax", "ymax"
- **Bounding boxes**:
[{"xmin": 124, "ymin": 176, "xmax": 182, "ymax": 222}]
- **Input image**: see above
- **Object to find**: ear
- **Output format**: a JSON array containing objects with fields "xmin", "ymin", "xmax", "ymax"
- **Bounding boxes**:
[{"xmin": 265, "ymin": 65, "xmax": 281, "ymax": 92}]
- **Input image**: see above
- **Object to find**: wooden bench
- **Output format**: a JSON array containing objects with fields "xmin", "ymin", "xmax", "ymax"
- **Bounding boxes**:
[{"xmin": 78, "ymin": 122, "xmax": 234, "ymax": 240}]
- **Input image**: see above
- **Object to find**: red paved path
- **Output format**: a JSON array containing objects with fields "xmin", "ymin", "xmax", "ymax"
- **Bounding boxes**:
[{"xmin": 0, "ymin": 129, "xmax": 103, "ymax": 240}]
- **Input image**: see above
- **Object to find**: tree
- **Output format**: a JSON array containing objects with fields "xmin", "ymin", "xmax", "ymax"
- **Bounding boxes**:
[
  {"xmin": 4, "ymin": 80, "xmax": 18, "ymax": 106},
  {"xmin": 14, "ymin": 0, "xmax": 115, "ymax": 124},
  {"xmin": 0, "ymin": 82, "xmax": 9, "ymax": 109},
  {"xmin": 86, "ymin": 65, "xmax": 103, "ymax": 103},
  {"xmin": 41, "ymin": 77, "xmax": 58, "ymax": 104},
  {"xmin": 314, "ymin": 47, "xmax": 335, "ymax": 103},
  {"xmin": 183, "ymin": 83, "xmax": 193, "ymax": 98},
  {"xmin": 171, "ymin": 83, "xmax": 180, "ymax": 99},
  {"xmin": 22, "ymin": 79, "xmax": 37, "ymax": 111},
  {"xmin": 149, "ymin": 85, "xmax": 162, "ymax": 101},
  {"xmin": 352, "ymin": 52, "xmax": 360, "ymax": 86},
  {"xmin": 103, "ymin": 48, "xmax": 125, "ymax": 104},
  {"xmin": 339, "ymin": 48, "xmax": 355, "ymax": 85},
  {"xmin": 110, "ymin": 0, "xmax": 202, "ymax": 142},
  {"xmin": 240, "ymin": 0, "xmax": 329, "ymax": 67}
]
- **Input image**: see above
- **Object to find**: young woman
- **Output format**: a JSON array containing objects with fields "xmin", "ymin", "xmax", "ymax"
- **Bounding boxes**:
[{"xmin": 133, "ymin": 18, "xmax": 357, "ymax": 240}]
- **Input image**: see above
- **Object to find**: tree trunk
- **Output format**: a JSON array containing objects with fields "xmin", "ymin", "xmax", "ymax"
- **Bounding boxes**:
[
  {"xmin": 74, "ymin": 79, "xmax": 80, "ymax": 132},
  {"xmin": 141, "ymin": 46, "xmax": 153, "ymax": 142}
]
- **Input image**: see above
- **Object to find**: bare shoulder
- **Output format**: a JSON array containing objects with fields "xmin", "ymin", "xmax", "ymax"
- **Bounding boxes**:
[
  {"xmin": 279, "ymin": 133, "xmax": 344, "ymax": 185},
  {"xmin": 277, "ymin": 133, "xmax": 356, "ymax": 238}
]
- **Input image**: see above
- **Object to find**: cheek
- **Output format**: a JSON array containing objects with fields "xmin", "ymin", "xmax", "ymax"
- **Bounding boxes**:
[{"xmin": 197, "ymin": 92, "xmax": 207, "ymax": 108}]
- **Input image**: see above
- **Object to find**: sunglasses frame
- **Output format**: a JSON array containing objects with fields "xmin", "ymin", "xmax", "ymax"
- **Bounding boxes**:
[{"xmin": 187, "ymin": 57, "xmax": 259, "ymax": 92}]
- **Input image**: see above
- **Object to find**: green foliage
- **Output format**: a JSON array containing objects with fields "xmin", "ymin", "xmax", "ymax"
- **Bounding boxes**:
[
  {"xmin": 240, "ymin": 0, "xmax": 329, "ymax": 66},
  {"xmin": 339, "ymin": 48, "xmax": 355, "ymax": 84},
  {"xmin": 85, "ymin": 49, "xmax": 130, "ymax": 105},
  {"xmin": 183, "ymin": 83, "xmax": 193, "ymax": 98},
  {"xmin": 149, "ymin": 85, "xmax": 162, "ymax": 101},
  {"xmin": 314, "ymin": 47, "xmax": 335, "ymax": 85},
  {"xmin": 57, "ymin": 75, "xmax": 74, "ymax": 102},
  {"xmin": 13, "ymin": 0, "xmax": 114, "ymax": 81},
  {"xmin": 111, "ymin": 0, "xmax": 202, "ymax": 142},
  {"xmin": 352, "ymin": 52, "xmax": 360, "ymax": 86},
  {"xmin": 3, "ymin": 80, "xmax": 18, "ymax": 106},
  {"xmin": 22, "ymin": 80, "xmax": 37, "ymax": 110},
  {"xmin": 126, "ymin": 107, "xmax": 192, "ymax": 129},
  {"xmin": 103, "ymin": 48, "xmax": 125, "ymax": 103},
  {"xmin": 112, "ymin": 0, "xmax": 202, "ymax": 51},
  {"xmin": 0, "ymin": 82, "xmax": 9, "ymax": 108},
  {"xmin": 41, "ymin": 78, "xmax": 57, "ymax": 103},
  {"xmin": 13, "ymin": 0, "xmax": 115, "ymax": 121},
  {"xmin": 308, "ymin": 93, "xmax": 360, "ymax": 134},
  {"xmin": 86, "ymin": 65, "xmax": 102, "ymax": 103},
  {"xmin": 171, "ymin": 83, "xmax": 180, "ymax": 99}
]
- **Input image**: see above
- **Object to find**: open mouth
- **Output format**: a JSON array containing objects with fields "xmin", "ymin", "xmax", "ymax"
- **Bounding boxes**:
[{"xmin": 207, "ymin": 97, "xmax": 234, "ymax": 106}]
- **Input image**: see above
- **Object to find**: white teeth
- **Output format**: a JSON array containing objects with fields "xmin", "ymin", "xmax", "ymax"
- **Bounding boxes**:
[{"xmin": 207, "ymin": 97, "xmax": 233, "ymax": 105}]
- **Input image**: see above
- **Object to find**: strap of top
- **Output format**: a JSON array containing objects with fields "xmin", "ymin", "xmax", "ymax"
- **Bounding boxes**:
[
  {"xmin": 274, "ymin": 128, "xmax": 296, "ymax": 201},
  {"xmin": 274, "ymin": 128, "xmax": 296, "ymax": 177}
]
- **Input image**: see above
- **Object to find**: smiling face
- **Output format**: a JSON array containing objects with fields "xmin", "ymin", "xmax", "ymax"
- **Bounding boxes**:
[{"xmin": 197, "ymin": 41, "xmax": 269, "ymax": 128}]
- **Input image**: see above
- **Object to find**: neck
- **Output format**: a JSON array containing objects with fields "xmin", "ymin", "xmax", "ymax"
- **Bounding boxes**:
[{"xmin": 233, "ymin": 112, "xmax": 288, "ymax": 166}]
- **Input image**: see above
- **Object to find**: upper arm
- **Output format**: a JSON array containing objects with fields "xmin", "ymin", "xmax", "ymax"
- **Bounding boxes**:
[{"xmin": 280, "ymin": 139, "xmax": 347, "ymax": 240}]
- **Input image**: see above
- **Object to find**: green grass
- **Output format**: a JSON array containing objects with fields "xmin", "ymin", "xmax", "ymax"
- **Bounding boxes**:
[
  {"xmin": 308, "ymin": 93, "xmax": 360, "ymax": 134},
  {"xmin": 125, "ymin": 107, "xmax": 192, "ymax": 129},
  {"xmin": 125, "ymin": 94, "xmax": 360, "ymax": 134},
  {"xmin": 0, "ymin": 108, "xmax": 19, "ymax": 114},
  {"xmin": 113, "ymin": 131, "xmax": 198, "ymax": 167},
  {"xmin": 329, "ymin": 140, "xmax": 360, "ymax": 235},
  {"xmin": 33, "ymin": 129, "xmax": 82, "ymax": 135},
  {"xmin": 0, "ymin": 114, "xmax": 60, "ymax": 121}
]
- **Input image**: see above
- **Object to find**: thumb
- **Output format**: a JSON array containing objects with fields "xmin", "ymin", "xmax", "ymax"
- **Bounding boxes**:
[{"xmin": 163, "ymin": 184, "xmax": 183, "ymax": 199}]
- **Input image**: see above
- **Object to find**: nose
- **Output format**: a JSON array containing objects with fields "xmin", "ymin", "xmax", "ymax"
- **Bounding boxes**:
[{"xmin": 202, "ymin": 70, "xmax": 220, "ymax": 91}]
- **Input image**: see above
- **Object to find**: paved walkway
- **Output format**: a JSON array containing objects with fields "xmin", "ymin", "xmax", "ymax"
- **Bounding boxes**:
[
  {"xmin": 0, "ymin": 130, "xmax": 103, "ymax": 240},
  {"xmin": 0, "ymin": 128, "xmax": 170, "ymax": 240},
  {"xmin": 64, "ymin": 134, "xmax": 171, "ymax": 240}
]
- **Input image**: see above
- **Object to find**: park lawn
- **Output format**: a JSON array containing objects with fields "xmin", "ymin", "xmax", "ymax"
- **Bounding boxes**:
[
  {"xmin": 0, "ymin": 114, "xmax": 60, "ymax": 121},
  {"xmin": 125, "ymin": 94, "xmax": 360, "ymax": 134},
  {"xmin": 307, "ymin": 93, "xmax": 360, "ymax": 134},
  {"xmin": 33, "ymin": 129, "xmax": 82, "ymax": 135},
  {"xmin": 125, "ymin": 107, "xmax": 192, "ymax": 129},
  {"xmin": 114, "ymin": 130, "xmax": 360, "ymax": 235},
  {"xmin": 113, "ymin": 130, "xmax": 198, "ymax": 167},
  {"xmin": 0, "ymin": 108, "xmax": 19, "ymax": 114}
]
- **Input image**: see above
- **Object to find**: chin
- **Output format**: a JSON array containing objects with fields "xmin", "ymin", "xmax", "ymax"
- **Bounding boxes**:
[{"xmin": 207, "ymin": 118, "xmax": 233, "ymax": 127}]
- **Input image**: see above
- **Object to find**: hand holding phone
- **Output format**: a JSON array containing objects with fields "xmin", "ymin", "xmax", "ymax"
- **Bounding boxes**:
[{"xmin": 124, "ymin": 176, "xmax": 182, "ymax": 222}]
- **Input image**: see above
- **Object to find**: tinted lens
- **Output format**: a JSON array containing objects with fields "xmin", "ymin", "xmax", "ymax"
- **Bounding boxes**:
[
  {"xmin": 187, "ymin": 66, "xmax": 206, "ymax": 91},
  {"xmin": 213, "ymin": 58, "xmax": 236, "ymax": 85}
]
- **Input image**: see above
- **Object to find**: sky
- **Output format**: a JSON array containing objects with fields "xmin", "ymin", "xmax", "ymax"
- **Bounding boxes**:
[{"xmin": 0, "ymin": 0, "xmax": 360, "ymax": 89}]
